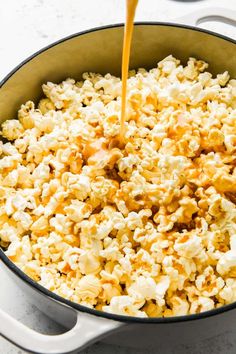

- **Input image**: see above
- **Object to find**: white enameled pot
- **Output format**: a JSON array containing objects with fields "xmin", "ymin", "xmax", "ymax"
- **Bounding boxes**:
[{"xmin": 0, "ymin": 7, "xmax": 236, "ymax": 354}]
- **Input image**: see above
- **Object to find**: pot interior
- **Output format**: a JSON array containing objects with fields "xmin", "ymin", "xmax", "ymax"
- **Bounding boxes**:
[{"xmin": 0, "ymin": 23, "xmax": 235, "ymax": 123}]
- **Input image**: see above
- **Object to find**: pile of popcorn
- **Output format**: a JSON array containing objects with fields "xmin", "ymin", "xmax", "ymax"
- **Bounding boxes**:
[{"xmin": 1, "ymin": 55, "xmax": 236, "ymax": 318}]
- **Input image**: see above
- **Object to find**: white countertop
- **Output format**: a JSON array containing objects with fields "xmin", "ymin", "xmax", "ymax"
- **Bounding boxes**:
[{"xmin": 0, "ymin": 0, "xmax": 236, "ymax": 353}]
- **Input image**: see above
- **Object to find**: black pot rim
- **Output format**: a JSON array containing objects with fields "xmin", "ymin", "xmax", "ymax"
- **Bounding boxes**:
[{"xmin": 0, "ymin": 21, "xmax": 236, "ymax": 324}]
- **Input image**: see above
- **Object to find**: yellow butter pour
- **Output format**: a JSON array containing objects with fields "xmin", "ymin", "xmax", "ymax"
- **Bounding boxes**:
[{"xmin": 120, "ymin": 0, "xmax": 138, "ymax": 140}]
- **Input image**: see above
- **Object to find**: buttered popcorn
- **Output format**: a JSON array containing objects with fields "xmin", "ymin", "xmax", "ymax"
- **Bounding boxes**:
[{"xmin": 1, "ymin": 55, "xmax": 236, "ymax": 317}]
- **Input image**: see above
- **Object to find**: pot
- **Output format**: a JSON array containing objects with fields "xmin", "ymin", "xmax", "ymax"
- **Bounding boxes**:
[{"xmin": 0, "ymin": 7, "xmax": 236, "ymax": 354}]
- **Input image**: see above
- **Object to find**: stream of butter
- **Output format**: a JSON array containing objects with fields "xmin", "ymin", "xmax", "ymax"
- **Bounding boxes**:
[{"xmin": 120, "ymin": 0, "xmax": 138, "ymax": 139}]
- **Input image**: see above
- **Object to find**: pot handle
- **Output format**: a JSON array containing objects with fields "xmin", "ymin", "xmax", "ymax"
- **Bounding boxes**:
[
  {"xmin": 0, "ymin": 307, "xmax": 122, "ymax": 354},
  {"xmin": 175, "ymin": 7, "xmax": 236, "ymax": 28}
]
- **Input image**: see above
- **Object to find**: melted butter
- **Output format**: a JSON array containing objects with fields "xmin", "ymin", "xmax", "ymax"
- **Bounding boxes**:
[
  {"xmin": 83, "ymin": 138, "xmax": 119, "ymax": 166},
  {"xmin": 120, "ymin": 0, "xmax": 138, "ymax": 140},
  {"xmin": 83, "ymin": 1, "xmax": 138, "ymax": 164},
  {"xmin": 83, "ymin": 138, "xmax": 108, "ymax": 164}
]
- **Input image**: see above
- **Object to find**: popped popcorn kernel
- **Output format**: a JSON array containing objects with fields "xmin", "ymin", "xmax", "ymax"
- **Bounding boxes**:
[{"xmin": 1, "ymin": 120, "xmax": 24, "ymax": 140}]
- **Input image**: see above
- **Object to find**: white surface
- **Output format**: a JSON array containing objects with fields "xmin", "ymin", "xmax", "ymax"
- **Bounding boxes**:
[{"xmin": 0, "ymin": 0, "xmax": 236, "ymax": 353}]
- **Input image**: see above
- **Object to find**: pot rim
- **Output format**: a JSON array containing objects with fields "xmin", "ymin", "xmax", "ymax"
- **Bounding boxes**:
[{"xmin": 0, "ymin": 21, "xmax": 236, "ymax": 324}]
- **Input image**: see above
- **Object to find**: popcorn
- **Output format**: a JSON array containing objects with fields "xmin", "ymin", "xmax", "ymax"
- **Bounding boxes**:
[
  {"xmin": 13, "ymin": 211, "xmax": 33, "ymax": 230},
  {"xmin": 38, "ymin": 98, "xmax": 55, "ymax": 115},
  {"xmin": 174, "ymin": 232, "xmax": 203, "ymax": 259},
  {"xmin": 170, "ymin": 296, "xmax": 190, "ymax": 316},
  {"xmin": 1, "ymin": 55, "xmax": 236, "ymax": 318},
  {"xmin": 50, "ymin": 214, "xmax": 72, "ymax": 235},
  {"xmin": 128, "ymin": 276, "xmax": 158, "ymax": 301},
  {"xmin": 217, "ymin": 251, "xmax": 236, "ymax": 276},
  {"xmin": 190, "ymin": 296, "xmax": 215, "ymax": 314},
  {"xmin": 219, "ymin": 278, "xmax": 236, "ymax": 304},
  {"xmin": 5, "ymin": 235, "xmax": 32, "ymax": 264},
  {"xmin": 30, "ymin": 216, "xmax": 49, "ymax": 234},
  {"xmin": 101, "ymin": 282, "xmax": 121, "ymax": 303},
  {"xmin": 195, "ymin": 266, "xmax": 224, "ymax": 297},
  {"xmin": 79, "ymin": 251, "xmax": 101, "ymax": 275},
  {"xmin": 62, "ymin": 173, "xmax": 91, "ymax": 201},
  {"xmin": 18, "ymin": 101, "xmax": 35, "ymax": 129},
  {"xmin": 1, "ymin": 120, "xmax": 24, "ymax": 140},
  {"xmin": 128, "ymin": 275, "xmax": 170, "ymax": 308},
  {"xmin": 76, "ymin": 275, "xmax": 101, "ymax": 302},
  {"xmin": 64, "ymin": 200, "xmax": 92, "ymax": 223},
  {"xmin": 0, "ymin": 223, "xmax": 19, "ymax": 243},
  {"xmin": 103, "ymin": 296, "xmax": 147, "ymax": 317},
  {"xmin": 2, "ymin": 169, "xmax": 18, "ymax": 187},
  {"xmin": 32, "ymin": 163, "xmax": 50, "ymax": 182}
]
